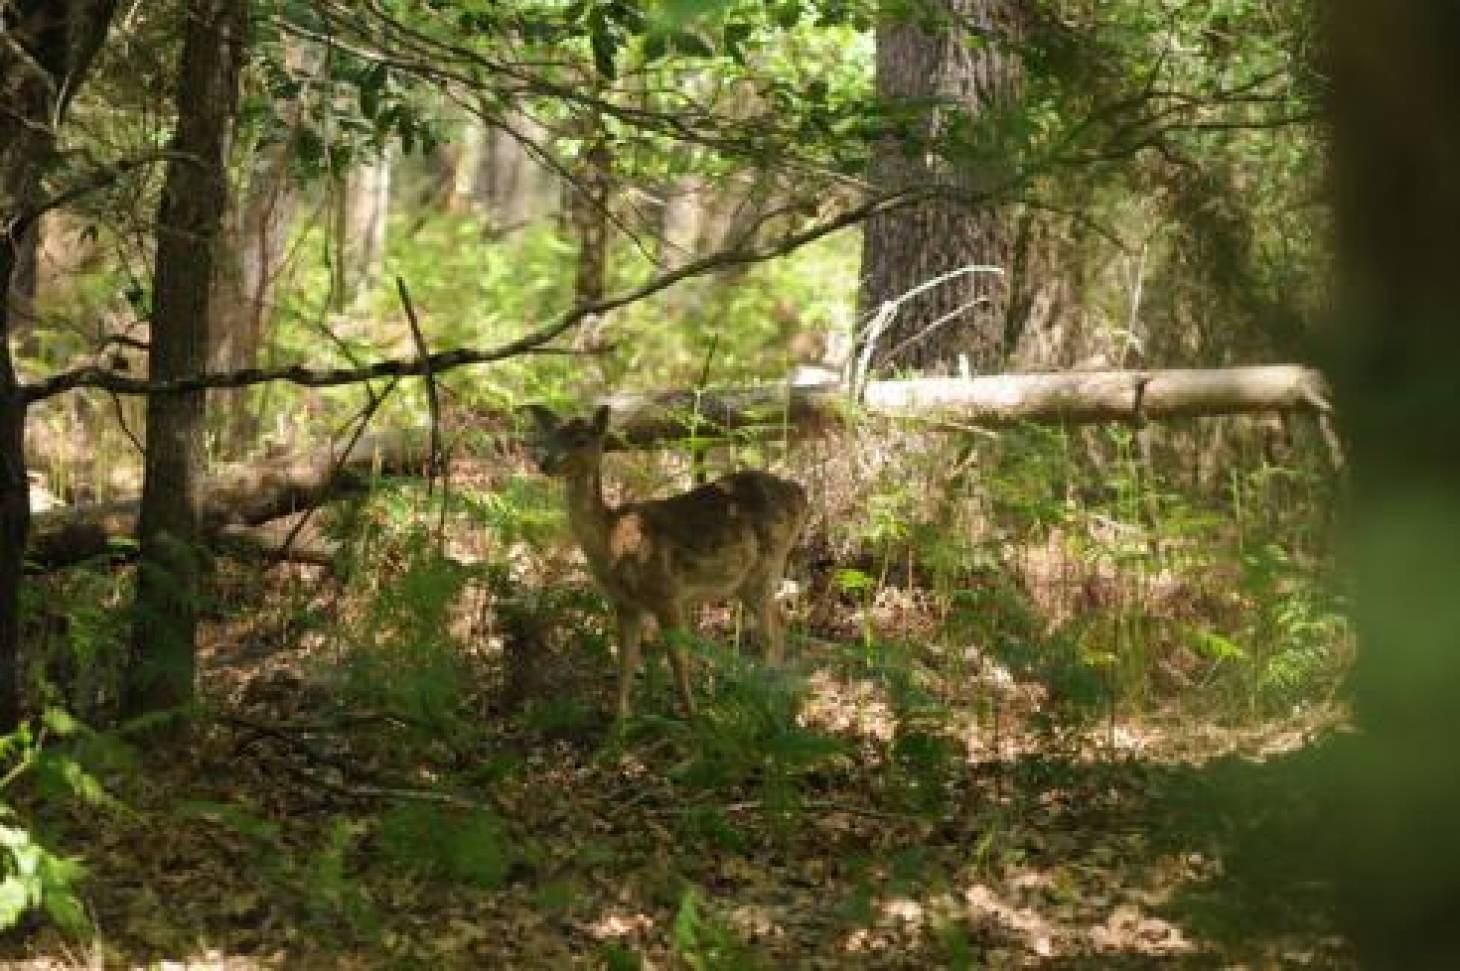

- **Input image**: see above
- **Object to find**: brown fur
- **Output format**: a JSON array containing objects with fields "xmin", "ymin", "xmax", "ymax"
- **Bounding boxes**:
[{"xmin": 527, "ymin": 405, "xmax": 809, "ymax": 718}]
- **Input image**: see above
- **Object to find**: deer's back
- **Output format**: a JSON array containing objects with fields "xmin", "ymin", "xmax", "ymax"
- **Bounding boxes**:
[{"xmin": 593, "ymin": 470, "xmax": 807, "ymax": 609}]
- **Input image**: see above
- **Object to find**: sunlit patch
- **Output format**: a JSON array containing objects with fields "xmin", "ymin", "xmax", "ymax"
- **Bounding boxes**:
[
  {"xmin": 1090, "ymin": 902, "xmax": 1193, "ymax": 956},
  {"xmin": 587, "ymin": 910, "xmax": 655, "ymax": 939},
  {"xmin": 798, "ymin": 671, "xmax": 896, "ymax": 744},
  {"xmin": 725, "ymin": 902, "xmax": 783, "ymax": 942},
  {"xmin": 960, "ymin": 882, "xmax": 1062, "ymax": 957}
]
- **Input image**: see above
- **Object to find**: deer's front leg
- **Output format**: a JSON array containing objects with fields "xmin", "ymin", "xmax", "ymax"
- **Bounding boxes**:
[
  {"xmin": 741, "ymin": 577, "xmax": 788, "ymax": 666},
  {"xmin": 615, "ymin": 606, "xmax": 644, "ymax": 720}
]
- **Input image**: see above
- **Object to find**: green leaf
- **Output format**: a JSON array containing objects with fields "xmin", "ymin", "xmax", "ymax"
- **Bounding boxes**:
[
  {"xmin": 40, "ymin": 708, "xmax": 78, "ymax": 737},
  {"xmin": 1191, "ymin": 628, "xmax": 1247, "ymax": 662},
  {"xmin": 0, "ymin": 876, "xmax": 32, "ymax": 930}
]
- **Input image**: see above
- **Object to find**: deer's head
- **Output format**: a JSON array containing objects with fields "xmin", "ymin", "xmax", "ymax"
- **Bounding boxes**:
[{"xmin": 524, "ymin": 404, "xmax": 611, "ymax": 477}]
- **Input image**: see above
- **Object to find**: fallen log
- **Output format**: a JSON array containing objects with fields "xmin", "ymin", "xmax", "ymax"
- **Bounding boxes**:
[
  {"xmin": 28, "ymin": 366, "xmax": 1337, "ymax": 569},
  {"xmin": 602, "ymin": 365, "xmax": 1334, "ymax": 444},
  {"xmin": 28, "ymin": 429, "xmax": 430, "ymax": 569}
]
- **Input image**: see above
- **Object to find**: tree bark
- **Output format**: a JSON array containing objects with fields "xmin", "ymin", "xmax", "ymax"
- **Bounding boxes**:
[
  {"xmin": 4, "ymin": 223, "xmax": 40, "ymax": 347},
  {"xmin": 331, "ymin": 149, "xmax": 392, "ymax": 309},
  {"xmin": 570, "ymin": 134, "xmax": 613, "ymax": 306},
  {"xmin": 124, "ymin": 0, "xmax": 246, "ymax": 719},
  {"xmin": 0, "ymin": 0, "xmax": 118, "ymax": 729},
  {"xmin": 1326, "ymin": 3, "xmax": 1460, "ymax": 962},
  {"xmin": 601, "ymin": 366, "xmax": 1336, "ymax": 444},
  {"xmin": 210, "ymin": 139, "xmax": 299, "ymax": 455},
  {"xmin": 860, "ymin": 0, "xmax": 1068, "ymax": 374}
]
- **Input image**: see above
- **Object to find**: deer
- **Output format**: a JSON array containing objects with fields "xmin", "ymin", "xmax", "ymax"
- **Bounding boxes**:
[{"xmin": 525, "ymin": 404, "xmax": 809, "ymax": 720}]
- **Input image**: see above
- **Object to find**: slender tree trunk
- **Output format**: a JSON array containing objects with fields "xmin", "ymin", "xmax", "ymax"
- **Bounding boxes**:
[
  {"xmin": 123, "ymin": 0, "xmax": 246, "ymax": 719},
  {"xmin": 0, "ymin": 260, "xmax": 29, "ymax": 733},
  {"xmin": 210, "ymin": 141, "xmax": 298, "ymax": 455},
  {"xmin": 570, "ymin": 135, "xmax": 613, "ymax": 305},
  {"xmin": 448, "ymin": 115, "xmax": 488, "ymax": 215},
  {"xmin": 331, "ymin": 149, "xmax": 392, "ymax": 309},
  {"xmin": 0, "ymin": 0, "xmax": 118, "ymax": 729},
  {"xmin": 860, "ymin": 0, "xmax": 1067, "ymax": 375},
  {"xmin": 1326, "ymin": 4, "xmax": 1460, "ymax": 962},
  {"xmin": 5, "ymin": 224, "xmax": 40, "ymax": 348}
]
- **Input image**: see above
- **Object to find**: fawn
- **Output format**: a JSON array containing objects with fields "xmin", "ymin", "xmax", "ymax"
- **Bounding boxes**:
[{"xmin": 526, "ymin": 404, "xmax": 809, "ymax": 719}]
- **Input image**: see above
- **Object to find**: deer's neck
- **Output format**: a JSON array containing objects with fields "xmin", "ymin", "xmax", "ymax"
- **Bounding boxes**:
[{"xmin": 563, "ymin": 465, "xmax": 614, "ymax": 562}]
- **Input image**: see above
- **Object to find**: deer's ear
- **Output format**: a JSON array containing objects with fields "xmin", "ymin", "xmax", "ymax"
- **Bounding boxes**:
[
  {"xmin": 591, "ymin": 404, "xmax": 611, "ymax": 435},
  {"xmin": 523, "ymin": 404, "xmax": 559, "ymax": 434}
]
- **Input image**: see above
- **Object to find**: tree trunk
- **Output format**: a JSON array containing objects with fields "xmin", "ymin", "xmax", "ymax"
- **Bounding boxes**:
[
  {"xmin": 1326, "ymin": 4, "xmax": 1460, "ymax": 962},
  {"xmin": 5, "ymin": 223, "xmax": 40, "ymax": 348},
  {"xmin": 447, "ymin": 115, "xmax": 489, "ymax": 216},
  {"xmin": 860, "ymin": 0, "xmax": 1065, "ymax": 375},
  {"xmin": 331, "ymin": 148, "xmax": 393, "ymax": 309},
  {"xmin": 124, "ymin": 0, "xmax": 246, "ymax": 719},
  {"xmin": 0, "ymin": 0, "xmax": 118, "ymax": 729},
  {"xmin": 570, "ymin": 135, "xmax": 613, "ymax": 306},
  {"xmin": 210, "ymin": 139, "xmax": 299, "ymax": 455}
]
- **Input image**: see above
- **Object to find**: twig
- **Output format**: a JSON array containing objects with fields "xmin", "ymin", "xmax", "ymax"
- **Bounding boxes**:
[
  {"xmin": 274, "ymin": 757, "xmax": 505, "ymax": 814},
  {"xmin": 644, "ymin": 798, "xmax": 922, "ymax": 822},
  {"xmin": 275, "ymin": 375, "xmax": 401, "ymax": 561},
  {"xmin": 394, "ymin": 277, "xmax": 451, "ymax": 548}
]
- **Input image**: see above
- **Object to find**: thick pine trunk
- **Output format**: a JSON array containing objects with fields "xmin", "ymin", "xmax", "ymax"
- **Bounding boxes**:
[
  {"xmin": 124, "ymin": 0, "xmax": 246, "ymax": 718},
  {"xmin": 0, "ymin": 311, "xmax": 27, "ymax": 731},
  {"xmin": 860, "ymin": 0, "xmax": 1066, "ymax": 374}
]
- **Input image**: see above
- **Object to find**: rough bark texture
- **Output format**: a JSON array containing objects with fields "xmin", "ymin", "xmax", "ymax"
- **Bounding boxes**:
[
  {"xmin": 124, "ymin": 0, "xmax": 246, "ymax": 718},
  {"xmin": 4, "ymin": 224, "xmax": 40, "ymax": 344},
  {"xmin": 1326, "ymin": 4, "xmax": 1460, "ymax": 962},
  {"xmin": 0, "ymin": 0, "xmax": 118, "ymax": 729},
  {"xmin": 570, "ymin": 135, "xmax": 613, "ymax": 306},
  {"xmin": 860, "ymin": 0, "xmax": 1051, "ymax": 375}
]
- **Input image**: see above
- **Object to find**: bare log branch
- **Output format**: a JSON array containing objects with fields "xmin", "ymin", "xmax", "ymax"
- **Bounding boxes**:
[
  {"xmin": 28, "ymin": 366, "xmax": 1337, "ymax": 569},
  {"xmin": 603, "ymin": 365, "xmax": 1336, "ymax": 445},
  {"xmin": 27, "ymin": 429, "xmax": 431, "ymax": 569}
]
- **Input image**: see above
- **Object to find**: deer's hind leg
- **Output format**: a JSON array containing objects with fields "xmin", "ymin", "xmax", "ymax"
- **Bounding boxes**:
[
  {"xmin": 653, "ymin": 602, "xmax": 697, "ymax": 718},
  {"xmin": 615, "ymin": 606, "xmax": 645, "ymax": 720}
]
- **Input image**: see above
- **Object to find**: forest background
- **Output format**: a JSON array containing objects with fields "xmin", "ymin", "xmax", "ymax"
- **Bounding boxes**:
[{"xmin": 0, "ymin": 0, "xmax": 1454, "ymax": 966}]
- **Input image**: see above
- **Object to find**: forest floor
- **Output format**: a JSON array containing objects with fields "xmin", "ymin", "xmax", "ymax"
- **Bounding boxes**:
[{"xmin": 3, "ymin": 566, "xmax": 1354, "ymax": 969}]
